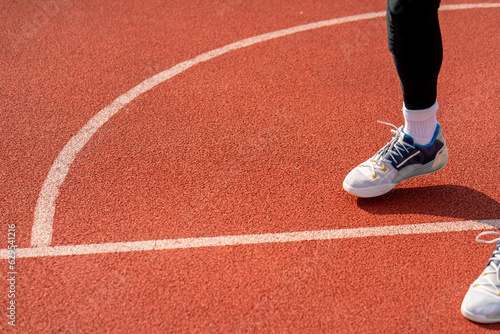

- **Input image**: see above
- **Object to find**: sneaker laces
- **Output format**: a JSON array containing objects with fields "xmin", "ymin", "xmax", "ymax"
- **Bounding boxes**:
[
  {"xmin": 362, "ymin": 122, "xmax": 415, "ymax": 178},
  {"xmin": 475, "ymin": 231, "xmax": 500, "ymax": 293}
]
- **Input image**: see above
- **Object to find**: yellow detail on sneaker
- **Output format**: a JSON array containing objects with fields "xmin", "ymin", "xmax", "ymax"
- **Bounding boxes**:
[
  {"xmin": 382, "ymin": 167, "xmax": 387, "ymax": 172},
  {"xmin": 372, "ymin": 174, "xmax": 376, "ymax": 180},
  {"xmin": 473, "ymin": 284, "xmax": 479, "ymax": 288}
]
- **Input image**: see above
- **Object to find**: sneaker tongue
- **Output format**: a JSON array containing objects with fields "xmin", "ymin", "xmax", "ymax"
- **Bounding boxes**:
[
  {"xmin": 384, "ymin": 131, "xmax": 413, "ymax": 157},
  {"xmin": 490, "ymin": 244, "xmax": 500, "ymax": 265},
  {"xmin": 487, "ymin": 245, "xmax": 500, "ymax": 280},
  {"xmin": 401, "ymin": 132, "xmax": 414, "ymax": 145}
]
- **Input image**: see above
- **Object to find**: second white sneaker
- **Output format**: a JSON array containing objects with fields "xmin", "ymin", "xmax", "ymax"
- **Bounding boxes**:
[{"xmin": 462, "ymin": 231, "xmax": 500, "ymax": 324}]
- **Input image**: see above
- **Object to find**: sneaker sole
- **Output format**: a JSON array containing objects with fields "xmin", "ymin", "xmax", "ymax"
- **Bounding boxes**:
[
  {"xmin": 342, "ymin": 181, "xmax": 397, "ymax": 198},
  {"xmin": 461, "ymin": 304, "xmax": 500, "ymax": 324},
  {"xmin": 343, "ymin": 145, "xmax": 448, "ymax": 198}
]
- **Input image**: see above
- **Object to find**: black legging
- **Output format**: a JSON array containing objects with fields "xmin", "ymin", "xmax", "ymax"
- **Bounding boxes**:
[{"xmin": 387, "ymin": 0, "xmax": 442, "ymax": 110}]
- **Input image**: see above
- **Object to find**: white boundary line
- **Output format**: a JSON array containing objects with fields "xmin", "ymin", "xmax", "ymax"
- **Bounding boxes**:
[
  {"xmin": 3, "ymin": 220, "xmax": 499, "ymax": 259},
  {"xmin": 30, "ymin": 3, "xmax": 500, "ymax": 247}
]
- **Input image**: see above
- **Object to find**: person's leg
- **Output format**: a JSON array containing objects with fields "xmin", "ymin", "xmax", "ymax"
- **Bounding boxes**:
[
  {"xmin": 387, "ymin": 0, "xmax": 442, "ymax": 146},
  {"xmin": 387, "ymin": 0, "xmax": 442, "ymax": 111},
  {"xmin": 342, "ymin": 0, "xmax": 448, "ymax": 198}
]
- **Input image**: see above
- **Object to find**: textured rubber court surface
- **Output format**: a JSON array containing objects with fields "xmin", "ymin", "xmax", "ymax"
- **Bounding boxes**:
[{"xmin": 1, "ymin": 0, "xmax": 499, "ymax": 332}]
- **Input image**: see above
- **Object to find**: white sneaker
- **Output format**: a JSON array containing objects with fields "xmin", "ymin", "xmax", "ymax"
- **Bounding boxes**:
[
  {"xmin": 343, "ymin": 121, "xmax": 448, "ymax": 198},
  {"xmin": 461, "ymin": 231, "xmax": 500, "ymax": 324}
]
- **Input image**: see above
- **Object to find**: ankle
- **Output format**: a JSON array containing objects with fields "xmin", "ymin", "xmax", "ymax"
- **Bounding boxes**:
[{"xmin": 403, "ymin": 101, "xmax": 439, "ymax": 145}]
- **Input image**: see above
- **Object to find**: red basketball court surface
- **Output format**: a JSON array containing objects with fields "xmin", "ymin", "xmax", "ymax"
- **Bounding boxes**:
[{"xmin": 1, "ymin": 0, "xmax": 499, "ymax": 332}]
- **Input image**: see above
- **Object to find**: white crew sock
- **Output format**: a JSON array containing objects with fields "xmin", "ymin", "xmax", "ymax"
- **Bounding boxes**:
[{"xmin": 403, "ymin": 100, "xmax": 439, "ymax": 145}]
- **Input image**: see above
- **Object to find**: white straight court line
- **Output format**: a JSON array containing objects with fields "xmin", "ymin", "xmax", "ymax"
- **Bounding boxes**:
[
  {"xmin": 30, "ymin": 3, "xmax": 500, "ymax": 247},
  {"xmin": 4, "ymin": 220, "xmax": 500, "ymax": 259}
]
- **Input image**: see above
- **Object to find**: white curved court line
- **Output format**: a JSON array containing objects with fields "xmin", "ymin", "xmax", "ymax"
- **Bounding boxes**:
[
  {"xmin": 31, "ymin": 3, "xmax": 500, "ymax": 247},
  {"xmin": 3, "ymin": 219, "xmax": 499, "ymax": 259}
]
